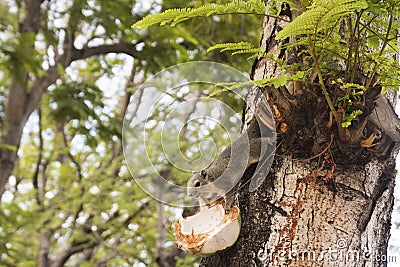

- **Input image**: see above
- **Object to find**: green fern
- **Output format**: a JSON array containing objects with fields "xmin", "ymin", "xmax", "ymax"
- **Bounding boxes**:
[
  {"xmin": 207, "ymin": 42, "xmax": 253, "ymax": 52},
  {"xmin": 276, "ymin": 0, "xmax": 368, "ymax": 40},
  {"xmin": 207, "ymin": 42, "xmax": 262, "ymax": 57},
  {"xmin": 208, "ymin": 70, "xmax": 305, "ymax": 97},
  {"xmin": 132, "ymin": 0, "xmax": 266, "ymax": 30},
  {"xmin": 231, "ymin": 48, "xmax": 262, "ymax": 56},
  {"xmin": 341, "ymin": 109, "xmax": 363, "ymax": 128},
  {"xmin": 131, "ymin": 0, "xmax": 399, "ymax": 130},
  {"xmin": 208, "ymin": 80, "xmax": 254, "ymax": 97},
  {"xmin": 254, "ymin": 71, "xmax": 305, "ymax": 88}
]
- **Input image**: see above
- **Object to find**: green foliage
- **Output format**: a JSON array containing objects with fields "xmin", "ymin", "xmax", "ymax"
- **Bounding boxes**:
[
  {"xmin": 341, "ymin": 109, "xmax": 363, "ymax": 128},
  {"xmin": 207, "ymin": 42, "xmax": 262, "ymax": 58},
  {"xmin": 176, "ymin": 254, "xmax": 200, "ymax": 266},
  {"xmin": 208, "ymin": 80, "xmax": 254, "ymax": 97},
  {"xmin": 132, "ymin": 0, "xmax": 266, "ymax": 29},
  {"xmin": 208, "ymin": 70, "xmax": 305, "ymax": 97},
  {"xmin": 279, "ymin": 0, "xmax": 400, "ymax": 90},
  {"xmin": 0, "ymin": 0, "xmax": 262, "ymax": 266},
  {"xmin": 274, "ymin": 0, "xmax": 399, "ymax": 126},
  {"xmin": 1, "ymin": 32, "xmax": 46, "ymax": 86},
  {"xmin": 276, "ymin": 0, "xmax": 368, "ymax": 40},
  {"xmin": 133, "ymin": 0, "xmax": 399, "ymax": 130},
  {"xmin": 254, "ymin": 71, "xmax": 306, "ymax": 88},
  {"xmin": 132, "ymin": 1, "xmax": 264, "ymax": 71},
  {"xmin": 333, "ymin": 78, "xmax": 365, "ymax": 109},
  {"xmin": 1, "ymin": 93, "xmax": 159, "ymax": 265},
  {"xmin": 332, "ymin": 78, "xmax": 366, "ymax": 127},
  {"xmin": 50, "ymin": 82, "xmax": 104, "ymax": 122}
]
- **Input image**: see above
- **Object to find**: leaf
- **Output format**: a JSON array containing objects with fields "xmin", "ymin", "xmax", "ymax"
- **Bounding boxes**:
[
  {"xmin": 360, "ymin": 132, "xmax": 377, "ymax": 147},
  {"xmin": 207, "ymin": 42, "xmax": 254, "ymax": 52},
  {"xmin": 208, "ymin": 80, "xmax": 254, "ymax": 97},
  {"xmin": 341, "ymin": 109, "xmax": 363, "ymax": 128},
  {"xmin": 254, "ymin": 71, "xmax": 304, "ymax": 89},
  {"xmin": 288, "ymin": 71, "xmax": 305, "ymax": 81},
  {"xmin": 276, "ymin": 0, "xmax": 368, "ymax": 40},
  {"xmin": 132, "ymin": 0, "xmax": 266, "ymax": 30},
  {"xmin": 231, "ymin": 48, "xmax": 262, "ymax": 55}
]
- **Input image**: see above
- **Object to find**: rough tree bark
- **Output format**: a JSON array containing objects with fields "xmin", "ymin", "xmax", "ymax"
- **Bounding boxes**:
[{"xmin": 201, "ymin": 2, "xmax": 400, "ymax": 267}]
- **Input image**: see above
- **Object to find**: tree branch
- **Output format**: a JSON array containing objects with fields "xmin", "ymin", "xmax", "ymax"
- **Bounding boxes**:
[
  {"xmin": 37, "ymin": 232, "xmax": 50, "ymax": 267},
  {"xmin": 123, "ymin": 201, "xmax": 149, "ymax": 228},
  {"xmin": 50, "ymin": 241, "xmax": 97, "ymax": 267},
  {"xmin": 20, "ymin": 0, "xmax": 43, "ymax": 33},
  {"xmin": 71, "ymin": 43, "xmax": 139, "ymax": 62},
  {"xmin": 33, "ymin": 107, "xmax": 43, "ymax": 203},
  {"xmin": 92, "ymin": 230, "xmax": 129, "ymax": 258},
  {"xmin": 73, "ymin": 247, "xmax": 95, "ymax": 266}
]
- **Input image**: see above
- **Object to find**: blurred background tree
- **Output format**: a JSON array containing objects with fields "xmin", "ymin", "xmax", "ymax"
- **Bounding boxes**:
[{"xmin": 0, "ymin": 0, "xmax": 262, "ymax": 266}]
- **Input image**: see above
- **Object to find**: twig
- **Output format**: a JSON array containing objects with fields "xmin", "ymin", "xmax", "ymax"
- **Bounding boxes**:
[
  {"xmin": 274, "ymin": 133, "xmax": 334, "ymax": 163},
  {"xmin": 308, "ymin": 35, "xmax": 339, "ymax": 123},
  {"xmin": 33, "ymin": 107, "xmax": 44, "ymax": 204},
  {"xmin": 299, "ymin": 134, "xmax": 334, "ymax": 162},
  {"xmin": 365, "ymin": 13, "xmax": 394, "ymax": 90}
]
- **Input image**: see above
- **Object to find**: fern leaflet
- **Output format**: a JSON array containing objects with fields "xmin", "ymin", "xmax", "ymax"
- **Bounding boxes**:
[
  {"xmin": 276, "ymin": 0, "xmax": 368, "ymax": 40},
  {"xmin": 132, "ymin": 0, "xmax": 266, "ymax": 30},
  {"xmin": 207, "ymin": 42, "xmax": 262, "ymax": 57}
]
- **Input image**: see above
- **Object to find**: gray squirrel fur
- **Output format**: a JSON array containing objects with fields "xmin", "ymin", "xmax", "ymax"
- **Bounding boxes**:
[{"xmin": 187, "ymin": 117, "xmax": 273, "ymax": 202}]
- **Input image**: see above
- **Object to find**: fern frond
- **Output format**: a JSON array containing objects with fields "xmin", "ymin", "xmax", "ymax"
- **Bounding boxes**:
[
  {"xmin": 208, "ymin": 80, "xmax": 254, "ymax": 97},
  {"xmin": 207, "ymin": 42, "xmax": 262, "ymax": 56},
  {"xmin": 231, "ymin": 48, "xmax": 262, "ymax": 55},
  {"xmin": 132, "ymin": 0, "xmax": 266, "ymax": 30},
  {"xmin": 207, "ymin": 42, "xmax": 253, "ymax": 52},
  {"xmin": 276, "ymin": 0, "xmax": 368, "ymax": 40}
]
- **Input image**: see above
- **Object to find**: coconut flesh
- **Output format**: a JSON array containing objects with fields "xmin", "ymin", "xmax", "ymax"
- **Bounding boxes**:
[{"xmin": 174, "ymin": 199, "xmax": 241, "ymax": 255}]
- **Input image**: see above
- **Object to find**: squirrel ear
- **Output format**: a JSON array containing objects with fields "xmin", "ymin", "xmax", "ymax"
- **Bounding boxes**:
[
  {"xmin": 201, "ymin": 170, "xmax": 207, "ymax": 178},
  {"xmin": 192, "ymin": 171, "xmax": 197, "ymax": 175}
]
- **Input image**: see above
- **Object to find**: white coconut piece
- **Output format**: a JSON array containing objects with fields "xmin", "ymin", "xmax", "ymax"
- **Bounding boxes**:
[{"xmin": 174, "ymin": 200, "xmax": 241, "ymax": 255}]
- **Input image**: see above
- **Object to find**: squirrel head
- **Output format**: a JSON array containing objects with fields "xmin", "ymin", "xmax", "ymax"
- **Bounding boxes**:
[
  {"xmin": 187, "ymin": 170, "xmax": 208, "ymax": 196},
  {"xmin": 187, "ymin": 170, "xmax": 222, "ymax": 201}
]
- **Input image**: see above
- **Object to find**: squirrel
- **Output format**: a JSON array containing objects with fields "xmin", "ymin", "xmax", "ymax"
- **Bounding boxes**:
[{"xmin": 187, "ymin": 116, "xmax": 275, "ymax": 203}]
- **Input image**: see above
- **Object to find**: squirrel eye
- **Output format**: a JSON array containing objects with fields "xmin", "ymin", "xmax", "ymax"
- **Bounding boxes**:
[
  {"xmin": 200, "ymin": 170, "xmax": 207, "ymax": 178},
  {"xmin": 194, "ymin": 180, "xmax": 201, "ymax": 187},
  {"xmin": 375, "ymin": 129, "xmax": 382, "ymax": 140}
]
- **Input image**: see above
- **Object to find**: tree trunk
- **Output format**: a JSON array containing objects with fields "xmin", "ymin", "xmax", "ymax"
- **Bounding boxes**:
[
  {"xmin": 0, "ymin": 0, "xmax": 50, "ymax": 198},
  {"xmin": 38, "ymin": 232, "xmax": 51, "ymax": 267},
  {"xmin": 201, "ymin": 2, "xmax": 399, "ymax": 267}
]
